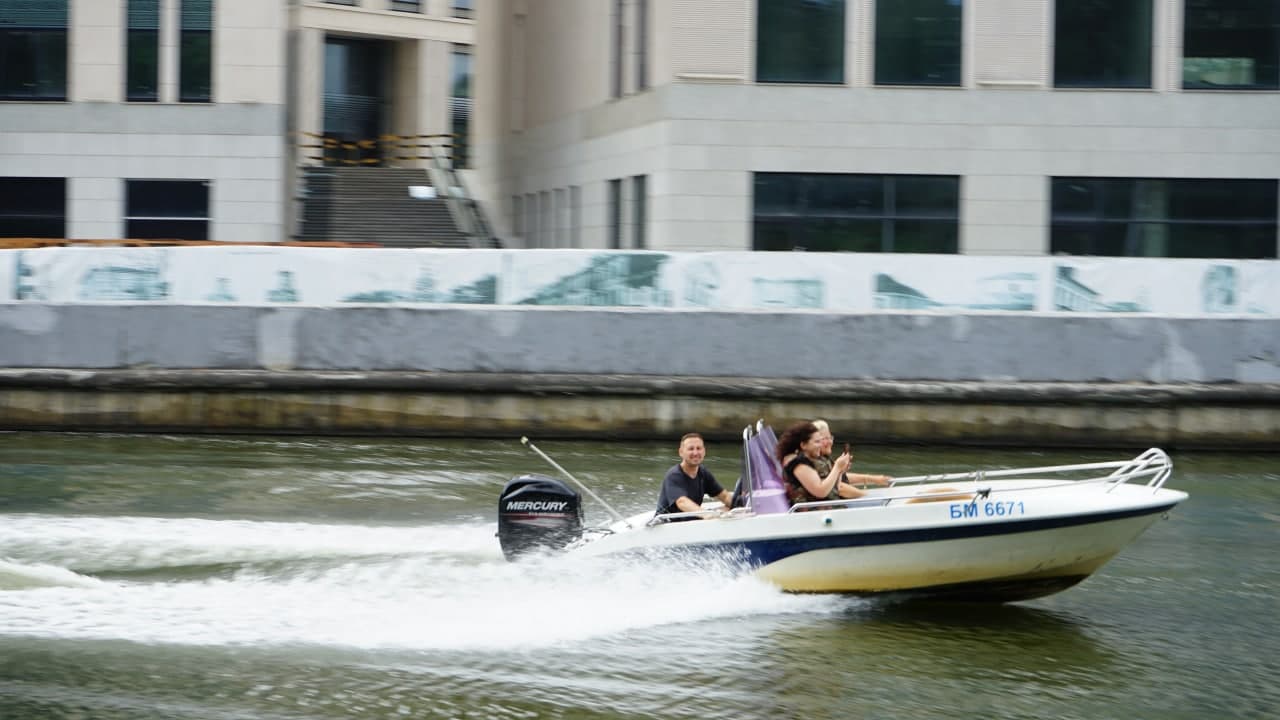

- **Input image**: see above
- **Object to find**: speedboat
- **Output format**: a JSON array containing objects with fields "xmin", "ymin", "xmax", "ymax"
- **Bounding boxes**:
[{"xmin": 497, "ymin": 422, "xmax": 1188, "ymax": 602}]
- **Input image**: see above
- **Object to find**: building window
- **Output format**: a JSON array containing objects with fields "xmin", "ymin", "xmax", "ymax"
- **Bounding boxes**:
[
  {"xmin": 0, "ymin": 0, "xmax": 68, "ymax": 101},
  {"xmin": 125, "ymin": 180, "xmax": 210, "ymax": 240},
  {"xmin": 753, "ymin": 173, "xmax": 960, "ymax": 253},
  {"xmin": 875, "ymin": 0, "xmax": 963, "ymax": 86},
  {"xmin": 570, "ymin": 185, "xmax": 582, "ymax": 248},
  {"xmin": 1051, "ymin": 178, "xmax": 1278, "ymax": 258},
  {"xmin": 1055, "ymin": 0, "xmax": 1152, "ymax": 88},
  {"xmin": 1184, "ymin": 0, "xmax": 1279, "ymax": 90},
  {"xmin": 635, "ymin": 0, "xmax": 648, "ymax": 91},
  {"xmin": 611, "ymin": 0, "xmax": 624, "ymax": 98},
  {"xmin": 179, "ymin": 0, "xmax": 213, "ymax": 102},
  {"xmin": 0, "ymin": 177, "xmax": 65, "ymax": 238},
  {"xmin": 512, "ymin": 195, "xmax": 524, "ymax": 238},
  {"xmin": 756, "ymin": 0, "xmax": 846, "ymax": 84},
  {"xmin": 452, "ymin": 0, "xmax": 473, "ymax": 19},
  {"xmin": 555, "ymin": 188, "xmax": 568, "ymax": 249},
  {"xmin": 608, "ymin": 179, "xmax": 623, "ymax": 249},
  {"xmin": 126, "ymin": 0, "xmax": 160, "ymax": 101},
  {"xmin": 540, "ymin": 191, "xmax": 552, "ymax": 248},
  {"xmin": 390, "ymin": 0, "xmax": 421, "ymax": 12},
  {"xmin": 451, "ymin": 45, "xmax": 472, "ymax": 168},
  {"xmin": 632, "ymin": 175, "xmax": 647, "ymax": 249},
  {"xmin": 524, "ymin": 193, "xmax": 536, "ymax": 247}
]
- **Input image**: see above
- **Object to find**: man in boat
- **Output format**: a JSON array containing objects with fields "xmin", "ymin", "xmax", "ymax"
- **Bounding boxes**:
[
  {"xmin": 811, "ymin": 419, "xmax": 893, "ymax": 491},
  {"xmin": 655, "ymin": 433, "xmax": 733, "ymax": 520}
]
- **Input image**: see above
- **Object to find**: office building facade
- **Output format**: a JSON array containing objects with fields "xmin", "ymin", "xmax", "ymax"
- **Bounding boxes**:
[
  {"xmin": 472, "ymin": 0, "xmax": 1279, "ymax": 257},
  {"xmin": 0, "ymin": 0, "xmax": 475, "ymax": 243}
]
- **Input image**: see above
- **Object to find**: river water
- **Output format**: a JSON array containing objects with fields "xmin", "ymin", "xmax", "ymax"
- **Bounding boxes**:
[{"xmin": 0, "ymin": 432, "xmax": 1276, "ymax": 720}]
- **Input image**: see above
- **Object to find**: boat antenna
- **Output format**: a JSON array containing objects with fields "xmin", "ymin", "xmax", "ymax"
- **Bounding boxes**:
[{"xmin": 520, "ymin": 436, "xmax": 630, "ymax": 527}]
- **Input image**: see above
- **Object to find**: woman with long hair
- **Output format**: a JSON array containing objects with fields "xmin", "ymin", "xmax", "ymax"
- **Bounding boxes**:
[{"xmin": 775, "ymin": 420, "xmax": 868, "ymax": 507}]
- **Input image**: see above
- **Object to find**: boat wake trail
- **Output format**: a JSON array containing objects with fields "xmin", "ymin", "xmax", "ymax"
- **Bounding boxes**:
[
  {"xmin": 0, "ymin": 559, "xmax": 104, "ymax": 590},
  {"xmin": 0, "ymin": 514, "xmax": 499, "ymax": 575},
  {"xmin": 0, "ymin": 514, "xmax": 844, "ymax": 651}
]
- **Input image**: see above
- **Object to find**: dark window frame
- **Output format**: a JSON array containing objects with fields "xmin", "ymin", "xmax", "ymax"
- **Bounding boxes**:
[
  {"xmin": 635, "ymin": 0, "xmax": 648, "ymax": 91},
  {"xmin": 874, "ymin": 0, "xmax": 963, "ymax": 86},
  {"xmin": 631, "ymin": 174, "xmax": 647, "ymax": 250},
  {"xmin": 610, "ymin": 0, "xmax": 624, "ymax": 98},
  {"xmin": 753, "ymin": 172, "xmax": 960, "ymax": 253},
  {"xmin": 0, "ymin": 0, "xmax": 69, "ymax": 101},
  {"xmin": 1049, "ymin": 177, "xmax": 1278, "ymax": 258},
  {"xmin": 1182, "ymin": 0, "xmax": 1280, "ymax": 90},
  {"xmin": 450, "ymin": 44, "xmax": 472, "ymax": 168},
  {"xmin": 0, "ymin": 177, "xmax": 66, "ymax": 239},
  {"xmin": 389, "ymin": 0, "xmax": 421, "ymax": 13},
  {"xmin": 125, "ymin": 179, "xmax": 211, "ymax": 241},
  {"xmin": 608, "ymin": 178, "xmax": 623, "ymax": 249},
  {"xmin": 126, "ymin": 0, "xmax": 160, "ymax": 102},
  {"xmin": 178, "ymin": 0, "xmax": 213, "ymax": 103},
  {"xmin": 756, "ymin": 0, "xmax": 847, "ymax": 84},
  {"xmin": 1054, "ymin": 0, "xmax": 1154, "ymax": 89}
]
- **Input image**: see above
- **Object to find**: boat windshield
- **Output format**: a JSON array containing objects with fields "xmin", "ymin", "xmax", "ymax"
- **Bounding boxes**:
[{"xmin": 744, "ymin": 424, "xmax": 789, "ymax": 514}]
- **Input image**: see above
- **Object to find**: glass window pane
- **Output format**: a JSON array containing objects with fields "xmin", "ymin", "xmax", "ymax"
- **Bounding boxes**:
[
  {"xmin": 892, "ymin": 220, "xmax": 958, "ymax": 253},
  {"xmin": 753, "ymin": 173, "xmax": 804, "ymax": 214},
  {"xmin": 451, "ymin": 46, "xmax": 472, "ymax": 168},
  {"xmin": 1167, "ymin": 178, "xmax": 1277, "ymax": 220},
  {"xmin": 808, "ymin": 218, "xmax": 883, "ymax": 251},
  {"xmin": 1055, "ymin": 0, "xmax": 1153, "ymax": 88},
  {"xmin": 1051, "ymin": 222, "xmax": 1101, "ymax": 255},
  {"xmin": 807, "ymin": 175, "xmax": 883, "ymax": 215},
  {"xmin": 0, "ymin": 177, "xmax": 65, "ymax": 238},
  {"xmin": 632, "ymin": 175, "xmax": 647, "ymax": 249},
  {"xmin": 179, "ymin": 0, "xmax": 213, "ymax": 103},
  {"xmin": 756, "ymin": 0, "xmax": 846, "ymax": 84},
  {"xmin": 1051, "ymin": 177, "xmax": 1278, "ymax": 258},
  {"xmin": 1051, "ymin": 178, "xmax": 1100, "ymax": 218},
  {"xmin": 1169, "ymin": 224, "xmax": 1275, "ymax": 259},
  {"xmin": 1097, "ymin": 179, "xmax": 1137, "ymax": 219},
  {"xmin": 0, "ymin": 0, "xmax": 69, "ymax": 101},
  {"xmin": 126, "ymin": 180, "xmax": 209, "ymax": 218},
  {"xmin": 1184, "ymin": 0, "xmax": 1279, "ymax": 90},
  {"xmin": 894, "ymin": 175, "xmax": 960, "ymax": 216},
  {"xmin": 875, "ymin": 0, "xmax": 963, "ymax": 86},
  {"xmin": 753, "ymin": 173, "xmax": 958, "ymax": 253},
  {"xmin": 127, "ymin": 0, "xmax": 160, "ymax": 101},
  {"xmin": 127, "ymin": 219, "xmax": 209, "ymax": 241},
  {"xmin": 608, "ymin": 179, "xmax": 622, "ymax": 249}
]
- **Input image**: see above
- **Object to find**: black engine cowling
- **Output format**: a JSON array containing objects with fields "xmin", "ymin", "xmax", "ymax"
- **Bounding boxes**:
[{"xmin": 497, "ymin": 474, "xmax": 583, "ymax": 560}]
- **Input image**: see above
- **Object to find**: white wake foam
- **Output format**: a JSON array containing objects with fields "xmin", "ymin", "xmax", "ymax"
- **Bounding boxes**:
[
  {"xmin": 0, "ymin": 515, "xmax": 845, "ymax": 651},
  {"xmin": 0, "ymin": 558, "xmax": 103, "ymax": 590},
  {"xmin": 0, "ymin": 514, "xmax": 501, "ymax": 573}
]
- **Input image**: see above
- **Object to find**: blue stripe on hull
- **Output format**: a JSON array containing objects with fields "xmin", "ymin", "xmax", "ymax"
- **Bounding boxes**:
[{"xmin": 691, "ymin": 502, "xmax": 1181, "ymax": 569}]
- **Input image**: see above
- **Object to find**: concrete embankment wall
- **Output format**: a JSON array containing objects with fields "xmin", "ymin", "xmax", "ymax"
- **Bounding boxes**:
[{"xmin": 2, "ymin": 305, "xmax": 1278, "ymax": 448}]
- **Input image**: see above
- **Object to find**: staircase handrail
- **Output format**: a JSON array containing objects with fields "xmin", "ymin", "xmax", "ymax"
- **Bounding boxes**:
[{"xmin": 421, "ymin": 136, "xmax": 497, "ymax": 249}]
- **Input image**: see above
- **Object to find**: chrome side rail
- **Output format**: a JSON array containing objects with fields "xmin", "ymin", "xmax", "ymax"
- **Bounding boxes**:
[{"xmin": 890, "ymin": 448, "xmax": 1173, "ymax": 494}]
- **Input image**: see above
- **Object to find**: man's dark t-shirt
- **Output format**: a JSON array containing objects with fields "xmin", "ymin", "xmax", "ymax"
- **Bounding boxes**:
[{"xmin": 656, "ymin": 464, "xmax": 724, "ymax": 515}]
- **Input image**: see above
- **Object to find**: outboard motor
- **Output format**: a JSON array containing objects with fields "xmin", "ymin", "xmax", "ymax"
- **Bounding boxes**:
[{"xmin": 497, "ymin": 474, "xmax": 583, "ymax": 560}]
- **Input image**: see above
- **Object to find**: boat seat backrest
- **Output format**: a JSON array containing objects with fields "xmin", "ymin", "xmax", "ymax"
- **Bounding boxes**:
[{"xmin": 748, "ymin": 425, "xmax": 790, "ymax": 514}]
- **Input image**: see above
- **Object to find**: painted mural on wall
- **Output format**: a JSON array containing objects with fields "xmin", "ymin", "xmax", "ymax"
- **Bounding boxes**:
[
  {"xmin": 1, "ymin": 246, "xmax": 1276, "ymax": 316},
  {"xmin": 507, "ymin": 251, "xmax": 673, "ymax": 307},
  {"xmin": 870, "ymin": 256, "xmax": 1043, "ymax": 312}
]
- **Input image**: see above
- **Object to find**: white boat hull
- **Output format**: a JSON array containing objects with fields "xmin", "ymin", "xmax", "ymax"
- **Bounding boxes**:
[{"xmin": 573, "ymin": 480, "xmax": 1187, "ymax": 601}]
